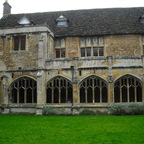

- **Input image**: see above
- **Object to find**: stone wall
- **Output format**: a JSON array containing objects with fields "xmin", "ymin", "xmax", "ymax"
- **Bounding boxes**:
[
  {"xmin": 105, "ymin": 35, "xmax": 142, "ymax": 56},
  {"xmin": 0, "ymin": 30, "xmax": 143, "ymax": 114}
]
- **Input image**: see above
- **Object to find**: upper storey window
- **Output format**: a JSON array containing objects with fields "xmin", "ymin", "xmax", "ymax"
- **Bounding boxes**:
[
  {"xmin": 56, "ymin": 15, "xmax": 68, "ymax": 26},
  {"xmin": 140, "ymin": 15, "xmax": 144, "ymax": 23},
  {"xmin": 80, "ymin": 37, "xmax": 104, "ymax": 57},
  {"xmin": 55, "ymin": 38, "xmax": 65, "ymax": 58},
  {"xmin": 18, "ymin": 15, "xmax": 31, "ymax": 25},
  {"xmin": 13, "ymin": 35, "xmax": 26, "ymax": 51}
]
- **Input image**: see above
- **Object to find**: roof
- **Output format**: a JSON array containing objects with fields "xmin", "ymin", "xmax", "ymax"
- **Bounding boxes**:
[{"xmin": 0, "ymin": 7, "xmax": 144, "ymax": 37}]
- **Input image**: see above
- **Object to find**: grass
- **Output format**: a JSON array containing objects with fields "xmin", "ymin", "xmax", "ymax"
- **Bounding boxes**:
[{"xmin": 0, "ymin": 115, "xmax": 144, "ymax": 144}]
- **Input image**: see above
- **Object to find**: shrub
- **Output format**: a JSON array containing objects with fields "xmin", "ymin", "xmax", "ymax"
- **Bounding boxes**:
[
  {"xmin": 42, "ymin": 106, "xmax": 73, "ymax": 116},
  {"xmin": 42, "ymin": 106, "xmax": 57, "ymax": 115},
  {"xmin": 109, "ymin": 103, "xmax": 144, "ymax": 115},
  {"xmin": 79, "ymin": 109, "xmax": 97, "ymax": 115},
  {"xmin": 128, "ymin": 103, "xmax": 144, "ymax": 115}
]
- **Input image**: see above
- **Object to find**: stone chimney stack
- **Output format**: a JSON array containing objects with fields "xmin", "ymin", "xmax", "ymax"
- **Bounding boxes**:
[{"xmin": 3, "ymin": 0, "xmax": 12, "ymax": 16}]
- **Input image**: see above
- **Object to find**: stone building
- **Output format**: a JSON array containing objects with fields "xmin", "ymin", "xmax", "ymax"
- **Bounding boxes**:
[{"xmin": 0, "ymin": 1, "xmax": 144, "ymax": 114}]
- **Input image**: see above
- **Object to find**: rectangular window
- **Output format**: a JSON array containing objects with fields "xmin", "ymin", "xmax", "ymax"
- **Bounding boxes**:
[
  {"xmin": 86, "ymin": 47, "xmax": 91, "ymax": 57},
  {"xmin": 55, "ymin": 38, "xmax": 66, "ymax": 58},
  {"xmin": 81, "ymin": 48, "xmax": 85, "ymax": 57},
  {"xmin": 80, "ymin": 37, "xmax": 104, "ymax": 57},
  {"xmin": 13, "ymin": 36, "xmax": 26, "ymax": 51}
]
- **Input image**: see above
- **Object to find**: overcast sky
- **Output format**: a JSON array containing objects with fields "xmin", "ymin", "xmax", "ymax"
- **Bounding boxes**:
[{"xmin": 0, "ymin": 0, "xmax": 144, "ymax": 18}]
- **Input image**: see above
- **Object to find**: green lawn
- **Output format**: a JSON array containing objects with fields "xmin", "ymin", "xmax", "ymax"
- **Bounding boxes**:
[{"xmin": 0, "ymin": 115, "xmax": 144, "ymax": 144}]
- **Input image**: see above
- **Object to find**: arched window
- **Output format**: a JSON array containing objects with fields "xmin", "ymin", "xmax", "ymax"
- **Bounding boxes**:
[
  {"xmin": 10, "ymin": 77, "xmax": 37, "ymax": 103},
  {"xmin": 80, "ymin": 75, "xmax": 108, "ymax": 103},
  {"xmin": 114, "ymin": 75, "xmax": 142, "ymax": 103},
  {"xmin": 46, "ymin": 76, "xmax": 73, "ymax": 103}
]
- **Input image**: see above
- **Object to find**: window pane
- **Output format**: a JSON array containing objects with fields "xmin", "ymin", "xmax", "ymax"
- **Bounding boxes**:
[
  {"xmin": 86, "ymin": 37, "xmax": 91, "ymax": 46},
  {"xmin": 80, "ymin": 38, "xmax": 85, "ymax": 47},
  {"xmin": 21, "ymin": 37, "xmax": 26, "ymax": 50},
  {"xmin": 61, "ymin": 39, "xmax": 65, "ymax": 47},
  {"xmin": 57, "ymin": 21, "xmax": 67, "ymax": 26},
  {"xmin": 55, "ymin": 40, "xmax": 60, "ymax": 47},
  {"xmin": 93, "ymin": 37, "xmax": 98, "ymax": 45},
  {"xmin": 93, "ymin": 47, "xmax": 98, "ymax": 56},
  {"xmin": 14, "ymin": 37, "xmax": 19, "ymax": 51},
  {"xmin": 61, "ymin": 49, "xmax": 65, "ymax": 58},
  {"xmin": 99, "ymin": 47, "xmax": 104, "ymax": 56},
  {"xmin": 99, "ymin": 37, "xmax": 104, "ymax": 45},
  {"xmin": 56, "ymin": 49, "xmax": 60, "ymax": 58},
  {"xmin": 81, "ymin": 48, "xmax": 85, "ymax": 57},
  {"xmin": 86, "ymin": 47, "xmax": 91, "ymax": 57}
]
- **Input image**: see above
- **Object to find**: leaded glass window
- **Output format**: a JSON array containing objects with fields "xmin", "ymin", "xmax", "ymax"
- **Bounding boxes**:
[
  {"xmin": 114, "ymin": 75, "xmax": 142, "ymax": 103},
  {"xmin": 46, "ymin": 76, "xmax": 73, "ymax": 103},
  {"xmin": 10, "ymin": 77, "xmax": 37, "ymax": 103},
  {"xmin": 80, "ymin": 37, "xmax": 104, "ymax": 57},
  {"xmin": 80, "ymin": 75, "xmax": 108, "ymax": 103}
]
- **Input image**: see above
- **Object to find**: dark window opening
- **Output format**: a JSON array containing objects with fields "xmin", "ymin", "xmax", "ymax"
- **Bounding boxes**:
[
  {"xmin": 10, "ymin": 77, "xmax": 37, "ymax": 104},
  {"xmin": 13, "ymin": 36, "xmax": 26, "ymax": 51},
  {"xmin": 114, "ymin": 75, "xmax": 142, "ymax": 103},
  {"xmin": 55, "ymin": 39, "xmax": 66, "ymax": 58},
  {"xmin": 81, "ymin": 48, "xmax": 85, "ymax": 57},
  {"xmin": 80, "ymin": 76, "xmax": 108, "ymax": 103},
  {"xmin": 80, "ymin": 37, "xmax": 104, "ymax": 57},
  {"xmin": 46, "ymin": 76, "xmax": 73, "ymax": 103}
]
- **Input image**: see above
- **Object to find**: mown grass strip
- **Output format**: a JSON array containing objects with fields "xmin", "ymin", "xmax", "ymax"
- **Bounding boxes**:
[{"xmin": 0, "ymin": 115, "xmax": 144, "ymax": 144}]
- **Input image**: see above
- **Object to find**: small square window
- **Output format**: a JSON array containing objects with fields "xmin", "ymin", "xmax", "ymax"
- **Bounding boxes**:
[
  {"xmin": 81, "ymin": 48, "xmax": 85, "ymax": 57},
  {"xmin": 56, "ymin": 49, "xmax": 60, "ymax": 58},
  {"xmin": 13, "ymin": 36, "xmax": 26, "ymax": 51},
  {"xmin": 93, "ymin": 47, "xmax": 98, "ymax": 56},
  {"xmin": 61, "ymin": 49, "xmax": 65, "ymax": 58},
  {"xmin": 86, "ymin": 47, "xmax": 91, "ymax": 57},
  {"xmin": 55, "ymin": 38, "xmax": 66, "ymax": 58},
  {"xmin": 99, "ymin": 47, "xmax": 104, "ymax": 56}
]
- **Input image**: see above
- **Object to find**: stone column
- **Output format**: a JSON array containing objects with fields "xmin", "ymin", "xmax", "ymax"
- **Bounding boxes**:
[
  {"xmin": 1, "ymin": 75, "xmax": 10, "ymax": 113},
  {"xmin": 142, "ymin": 55, "xmax": 144, "ymax": 102},
  {"xmin": 36, "ymin": 70, "xmax": 46, "ymax": 115},
  {"xmin": 36, "ymin": 34, "xmax": 47, "ymax": 115},
  {"xmin": 71, "ymin": 58, "xmax": 79, "ymax": 104},
  {"xmin": 107, "ymin": 56, "xmax": 114, "ymax": 104},
  {"xmin": 71, "ymin": 58, "xmax": 80, "ymax": 114}
]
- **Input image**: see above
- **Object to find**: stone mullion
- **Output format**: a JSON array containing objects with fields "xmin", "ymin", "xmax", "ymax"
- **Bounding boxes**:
[
  {"xmin": 134, "ymin": 79, "xmax": 137, "ymax": 102},
  {"xmin": 52, "ymin": 81, "xmax": 54, "ymax": 103},
  {"xmin": 120, "ymin": 80, "xmax": 122, "ymax": 103},
  {"xmin": 127, "ymin": 78, "xmax": 129, "ymax": 103},
  {"xmin": 17, "ymin": 82, "xmax": 19, "ymax": 103},
  {"xmin": 85, "ymin": 80, "xmax": 87, "ymax": 103},
  {"xmin": 100, "ymin": 80, "xmax": 102, "ymax": 103},
  {"xmin": 24, "ymin": 80, "xmax": 27, "ymax": 103},
  {"xmin": 92, "ymin": 79, "xmax": 95, "ymax": 103},
  {"xmin": 59, "ymin": 79, "xmax": 61, "ymax": 103},
  {"xmin": 32, "ymin": 82, "xmax": 34, "ymax": 103},
  {"xmin": 66, "ymin": 81, "xmax": 68, "ymax": 103}
]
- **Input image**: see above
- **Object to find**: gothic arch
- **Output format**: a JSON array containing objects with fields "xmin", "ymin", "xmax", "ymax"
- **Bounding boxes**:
[
  {"xmin": 46, "ymin": 76, "xmax": 73, "ymax": 103},
  {"xmin": 9, "ymin": 76, "xmax": 37, "ymax": 104},
  {"xmin": 79, "ymin": 75, "xmax": 108, "ymax": 103},
  {"xmin": 114, "ymin": 74, "xmax": 143, "ymax": 103}
]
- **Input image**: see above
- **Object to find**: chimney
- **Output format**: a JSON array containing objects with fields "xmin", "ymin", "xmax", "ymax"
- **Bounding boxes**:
[{"xmin": 3, "ymin": 0, "xmax": 12, "ymax": 16}]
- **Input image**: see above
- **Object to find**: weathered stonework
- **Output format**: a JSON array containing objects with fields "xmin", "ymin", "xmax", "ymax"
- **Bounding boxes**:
[{"xmin": 0, "ymin": 5, "xmax": 144, "ymax": 115}]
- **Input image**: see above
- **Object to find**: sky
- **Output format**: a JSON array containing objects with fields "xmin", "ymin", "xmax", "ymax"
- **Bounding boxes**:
[{"xmin": 0, "ymin": 0, "xmax": 144, "ymax": 18}]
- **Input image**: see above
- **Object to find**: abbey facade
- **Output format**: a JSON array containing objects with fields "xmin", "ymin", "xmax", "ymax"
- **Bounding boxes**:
[{"xmin": 0, "ymin": 1, "xmax": 144, "ymax": 114}]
